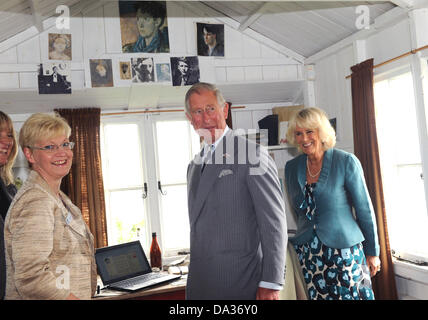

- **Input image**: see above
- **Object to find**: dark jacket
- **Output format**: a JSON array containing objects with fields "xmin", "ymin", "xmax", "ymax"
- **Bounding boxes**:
[
  {"xmin": 0, "ymin": 178, "xmax": 16, "ymax": 220},
  {"xmin": 1, "ymin": 178, "xmax": 16, "ymax": 300}
]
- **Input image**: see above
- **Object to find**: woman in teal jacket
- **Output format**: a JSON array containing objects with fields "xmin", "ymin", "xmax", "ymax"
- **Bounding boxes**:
[{"xmin": 284, "ymin": 107, "xmax": 381, "ymax": 300}]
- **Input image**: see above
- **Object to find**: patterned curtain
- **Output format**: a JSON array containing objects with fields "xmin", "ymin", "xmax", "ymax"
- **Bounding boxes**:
[
  {"xmin": 350, "ymin": 58, "xmax": 398, "ymax": 299},
  {"xmin": 55, "ymin": 108, "xmax": 108, "ymax": 248}
]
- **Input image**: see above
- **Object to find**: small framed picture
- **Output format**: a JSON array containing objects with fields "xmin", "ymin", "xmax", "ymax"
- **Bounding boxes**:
[
  {"xmin": 38, "ymin": 62, "xmax": 71, "ymax": 94},
  {"xmin": 196, "ymin": 23, "xmax": 224, "ymax": 57},
  {"xmin": 89, "ymin": 59, "xmax": 113, "ymax": 87},
  {"xmin": 119, "ymin": 61, "xmax": 132, "ymax": 80},
  {"xmin": 170, "ymin": 56, "xmax": 200, "ymax": 87},
  {"xmin": 156, "ymin": 63, "xmax": 171, "ymax": 83},
  {"xmin": 48, "ymin": 33, "xmax": 72, "ymax": 60}
]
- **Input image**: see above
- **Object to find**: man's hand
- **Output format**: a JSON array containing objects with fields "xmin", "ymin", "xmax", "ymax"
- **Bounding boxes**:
[{"xmin": 256, "ymin": 287, "xmax": 280, "ymax": 300}]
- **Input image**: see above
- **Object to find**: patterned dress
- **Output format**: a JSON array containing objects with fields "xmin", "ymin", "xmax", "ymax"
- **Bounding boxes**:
[{"xmin": 293, "ymin": 183, "xmax": 375, "ymax": 300}]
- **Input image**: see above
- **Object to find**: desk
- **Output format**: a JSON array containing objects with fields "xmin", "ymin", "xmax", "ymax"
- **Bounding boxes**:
[{"xmin": 92, "ymin": 276, "xmax": 186, "ymax": 300}]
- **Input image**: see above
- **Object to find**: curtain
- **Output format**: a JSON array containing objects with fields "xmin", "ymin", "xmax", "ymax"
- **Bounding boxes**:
[
  {"xmin": 55, "ymin": 108, "xmax": 108, "ymax": 248},
  {"xmin": 350, "ymin": 58, "xmax": 398, "ymax": 299}
]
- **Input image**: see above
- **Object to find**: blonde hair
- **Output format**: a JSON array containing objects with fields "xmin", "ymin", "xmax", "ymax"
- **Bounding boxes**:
[
  {"xmin": 0, "ymin": 111, "xmax": 18, "ymax": 185},
  {"xmin": 286, "ymin": 107, "xmax": 336, "ymax": 152},
  {"xmin": 19, "ymin": 113, "xmax": 71, "ymax": 151}
]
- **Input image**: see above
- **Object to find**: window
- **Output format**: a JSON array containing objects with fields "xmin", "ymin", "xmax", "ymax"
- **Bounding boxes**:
[
  {"xmin": 100, "ymin": 113, "xmax": 200, "ymax": 256},
  {"xmin": 374, "ymin": 70, "xmax": 428, "ymax": 262}
]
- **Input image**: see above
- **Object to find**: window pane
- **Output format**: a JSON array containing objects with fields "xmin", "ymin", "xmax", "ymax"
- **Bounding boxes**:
[
  {"xmin": 159, "ymin": 185, "xmax": 190, "ymax": 250},
  {"xmin": 156, "ymin": 121, "xmax": 192, "ymax": 185},
  {"xmin": 374, "ymin": 72, "xmax": 428, "ymax": 259},
  {"xmin": 103, "ymin": 124, "xmax": 143, "ymax": 188},
  {"xmin": 107, "ymin": 189, "xmax": 148, "ymax": 250}
]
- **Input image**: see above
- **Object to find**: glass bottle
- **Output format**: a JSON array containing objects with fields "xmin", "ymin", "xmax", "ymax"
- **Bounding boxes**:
[{"xmin": 150, "ymin": 232, "xmax": 162, "ymax": 270}]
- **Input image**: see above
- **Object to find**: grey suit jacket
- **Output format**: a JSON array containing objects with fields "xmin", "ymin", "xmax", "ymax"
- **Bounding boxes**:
[{"xmin": 186, "ymin": 129, "xmax": 287, "ymax": 299}]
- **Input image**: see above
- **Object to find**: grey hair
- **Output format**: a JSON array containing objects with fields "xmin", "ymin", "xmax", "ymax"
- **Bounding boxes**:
[{"xmin": 184, "ymin": 82, "xmax": 226, "ymax": 114}]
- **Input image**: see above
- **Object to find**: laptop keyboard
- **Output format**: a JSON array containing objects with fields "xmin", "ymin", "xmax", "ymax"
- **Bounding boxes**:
[{"xmin": 114, "ymin": 272, "xmax": 166, "ymax": 289}]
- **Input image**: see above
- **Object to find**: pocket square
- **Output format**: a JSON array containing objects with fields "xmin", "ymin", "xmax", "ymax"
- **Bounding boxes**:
[{"xmin": 219, "ymin": 169, "xmax": 233, "ymax": 178}]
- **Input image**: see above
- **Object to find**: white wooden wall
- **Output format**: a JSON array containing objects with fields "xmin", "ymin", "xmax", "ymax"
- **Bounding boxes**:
[{"xmin": 0, "ymin": 1, "xmax": 303, "ymax": 132}]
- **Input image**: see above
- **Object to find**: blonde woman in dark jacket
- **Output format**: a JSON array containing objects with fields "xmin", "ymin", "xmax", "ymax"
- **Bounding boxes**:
[{"xmin": 0, "ymin": 111, "xmax": 18, "ymax": 300}]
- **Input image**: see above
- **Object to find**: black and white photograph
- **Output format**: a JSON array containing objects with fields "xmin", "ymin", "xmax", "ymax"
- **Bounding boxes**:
[
  {"xmin": 196, "ymin": 23, "xmax": 224, "ymax": 57},
  {"xmin": 89, "ymin": 59, "xmax": 113, "ymax": 88},
  {"xmin": 131, "ymin": 57, "xmax": 155, "ymax": 83},
  {"xmin": 155, "ymin": 63, "xmax": 171, "ymax": 83},
  {"xmin": 170, "ymin": 56, "xmax": 200, "ymax": 87},
  {"xmin": 38, "ymin": 62, "xmax": 71, "ymax": 94}
]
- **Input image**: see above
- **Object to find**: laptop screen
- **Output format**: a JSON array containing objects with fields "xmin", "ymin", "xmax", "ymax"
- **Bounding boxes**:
[{"xmin": 95, "ymin": 241, "xmax": 151, "ymax": 285}]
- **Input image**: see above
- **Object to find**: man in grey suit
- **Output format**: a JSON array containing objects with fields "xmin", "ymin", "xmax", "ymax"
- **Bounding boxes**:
[{"xmin": 185, "ymin": 82, "xmax": 287, "ymax": 300}]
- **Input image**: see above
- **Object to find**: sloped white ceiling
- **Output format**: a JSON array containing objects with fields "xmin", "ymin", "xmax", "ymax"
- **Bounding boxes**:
[
  {"xmin": 0, "ymin": 1, "xmax": 402, "ymax": 114},
  {"xmin": 204, "ymin": 1, "xmax": 395, "ymax": 57}
]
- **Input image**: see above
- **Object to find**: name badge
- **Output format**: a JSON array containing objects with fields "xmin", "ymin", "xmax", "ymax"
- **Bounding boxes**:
[{"xmin": 65, "ymin": 212, "xmax": 73, "ymax": 225}]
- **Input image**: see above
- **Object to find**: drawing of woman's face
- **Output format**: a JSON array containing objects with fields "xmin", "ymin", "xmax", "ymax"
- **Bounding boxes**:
[{"xmin": 53, "ymin": 37, "xmax": 67, "ymax": 53}]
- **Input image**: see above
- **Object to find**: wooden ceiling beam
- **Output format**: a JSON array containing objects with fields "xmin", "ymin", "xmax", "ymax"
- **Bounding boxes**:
[
  {"xmin": 238, "ymin": 2, "xmax": 270, "ymax": 32},
  {"xmin": 28, "ymin": 0, "xmax": 43, "ymax": 32}
]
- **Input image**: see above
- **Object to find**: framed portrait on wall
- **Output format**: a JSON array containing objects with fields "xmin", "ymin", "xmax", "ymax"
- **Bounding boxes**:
[
  {"xmin": 38, "ymin": 62, "xmax": 71, "ymax": 94},
  {"xmin": 48, "ymin": 33, "xmax": 72, "ymax": 60},
  {"xmin": 156, "ymin": 63, "xmax": 171, "ymax": 83},
  {"xmin": 119, "ymin": 1, "xmax": 170, "ymax": 53},
  {"xmin": 170, "ymin": 56, "xmax": 200, "ymax": 87},
  {"xmin": 131, "ymin": 57, "xmax": 155, "ymax": 83},
  {"xmin": 89, "ymin": 59, "xmax": 113, "ymax": 87},
  {"xmin": 196, "ymin": 23, "xmax": 224, "ymax": 57},
  {"xmin": 119, "ymin": 61, "xmax": 132, "ymax": 80}
]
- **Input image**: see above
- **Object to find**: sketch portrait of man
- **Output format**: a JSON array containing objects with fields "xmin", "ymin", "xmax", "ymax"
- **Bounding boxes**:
[
  {"xmin": 120, "ymin": 1, "xmax": 169, "ymax": 53},
  {"xmin": 131, "ymin": 57, "xmax": 155, "ymax": 83},
  {"xmin": 197, "ymin": 23, "xmax": 224, "ymax": 57},
  {"xmin": 170, "ymin": 56, "xmax": 200, "ymax": 87}
]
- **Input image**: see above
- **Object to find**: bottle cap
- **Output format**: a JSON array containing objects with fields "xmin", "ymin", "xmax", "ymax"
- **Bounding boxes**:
[{"xmin": 152, "ymin": 232, "xmax": 156, "ymax": 237}]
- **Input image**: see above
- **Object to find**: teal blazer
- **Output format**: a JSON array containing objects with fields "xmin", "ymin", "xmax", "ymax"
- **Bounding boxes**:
[{"xmin": 285, "ymin": 148, "xmax": 380, "ymax": 257}]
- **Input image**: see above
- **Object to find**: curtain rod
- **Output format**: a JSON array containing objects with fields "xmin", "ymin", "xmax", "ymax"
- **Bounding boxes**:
[
  {"xmin": 101, "ymin": 106, "xmax": 246, "ymax": 116},
  {"xmin": 345, "ymin": 44, "xmax": 428, "ymax": 79}
]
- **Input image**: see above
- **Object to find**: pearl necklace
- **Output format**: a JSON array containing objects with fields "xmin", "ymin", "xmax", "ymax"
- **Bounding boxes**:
[{"xmin": 306, "ymin": 158, "xmax": 322, "ymax": 178}]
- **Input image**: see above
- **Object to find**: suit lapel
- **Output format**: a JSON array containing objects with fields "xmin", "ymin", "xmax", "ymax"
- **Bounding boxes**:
[
  {"xmin": 312, "ymin": 148, "xmax": 332, "ymax": 197},
  {"xmin": 297, "ymin": 154, "xmax": 307, "ymax": 194}
]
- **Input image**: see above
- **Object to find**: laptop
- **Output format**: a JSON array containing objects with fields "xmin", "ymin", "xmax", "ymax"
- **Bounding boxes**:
[{"xmin": 95, "ymin": 241, "xmax": 181, "ymax": 292}]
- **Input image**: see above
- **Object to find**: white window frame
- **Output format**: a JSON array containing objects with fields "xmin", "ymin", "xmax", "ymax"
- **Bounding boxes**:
[
  {"xmin": 374, "ymin": 57, "xmax": 428, "ymax": 262},
  {"xmin": 100, "ymin": 111, "xmax": 197, "ymax": 256}
]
